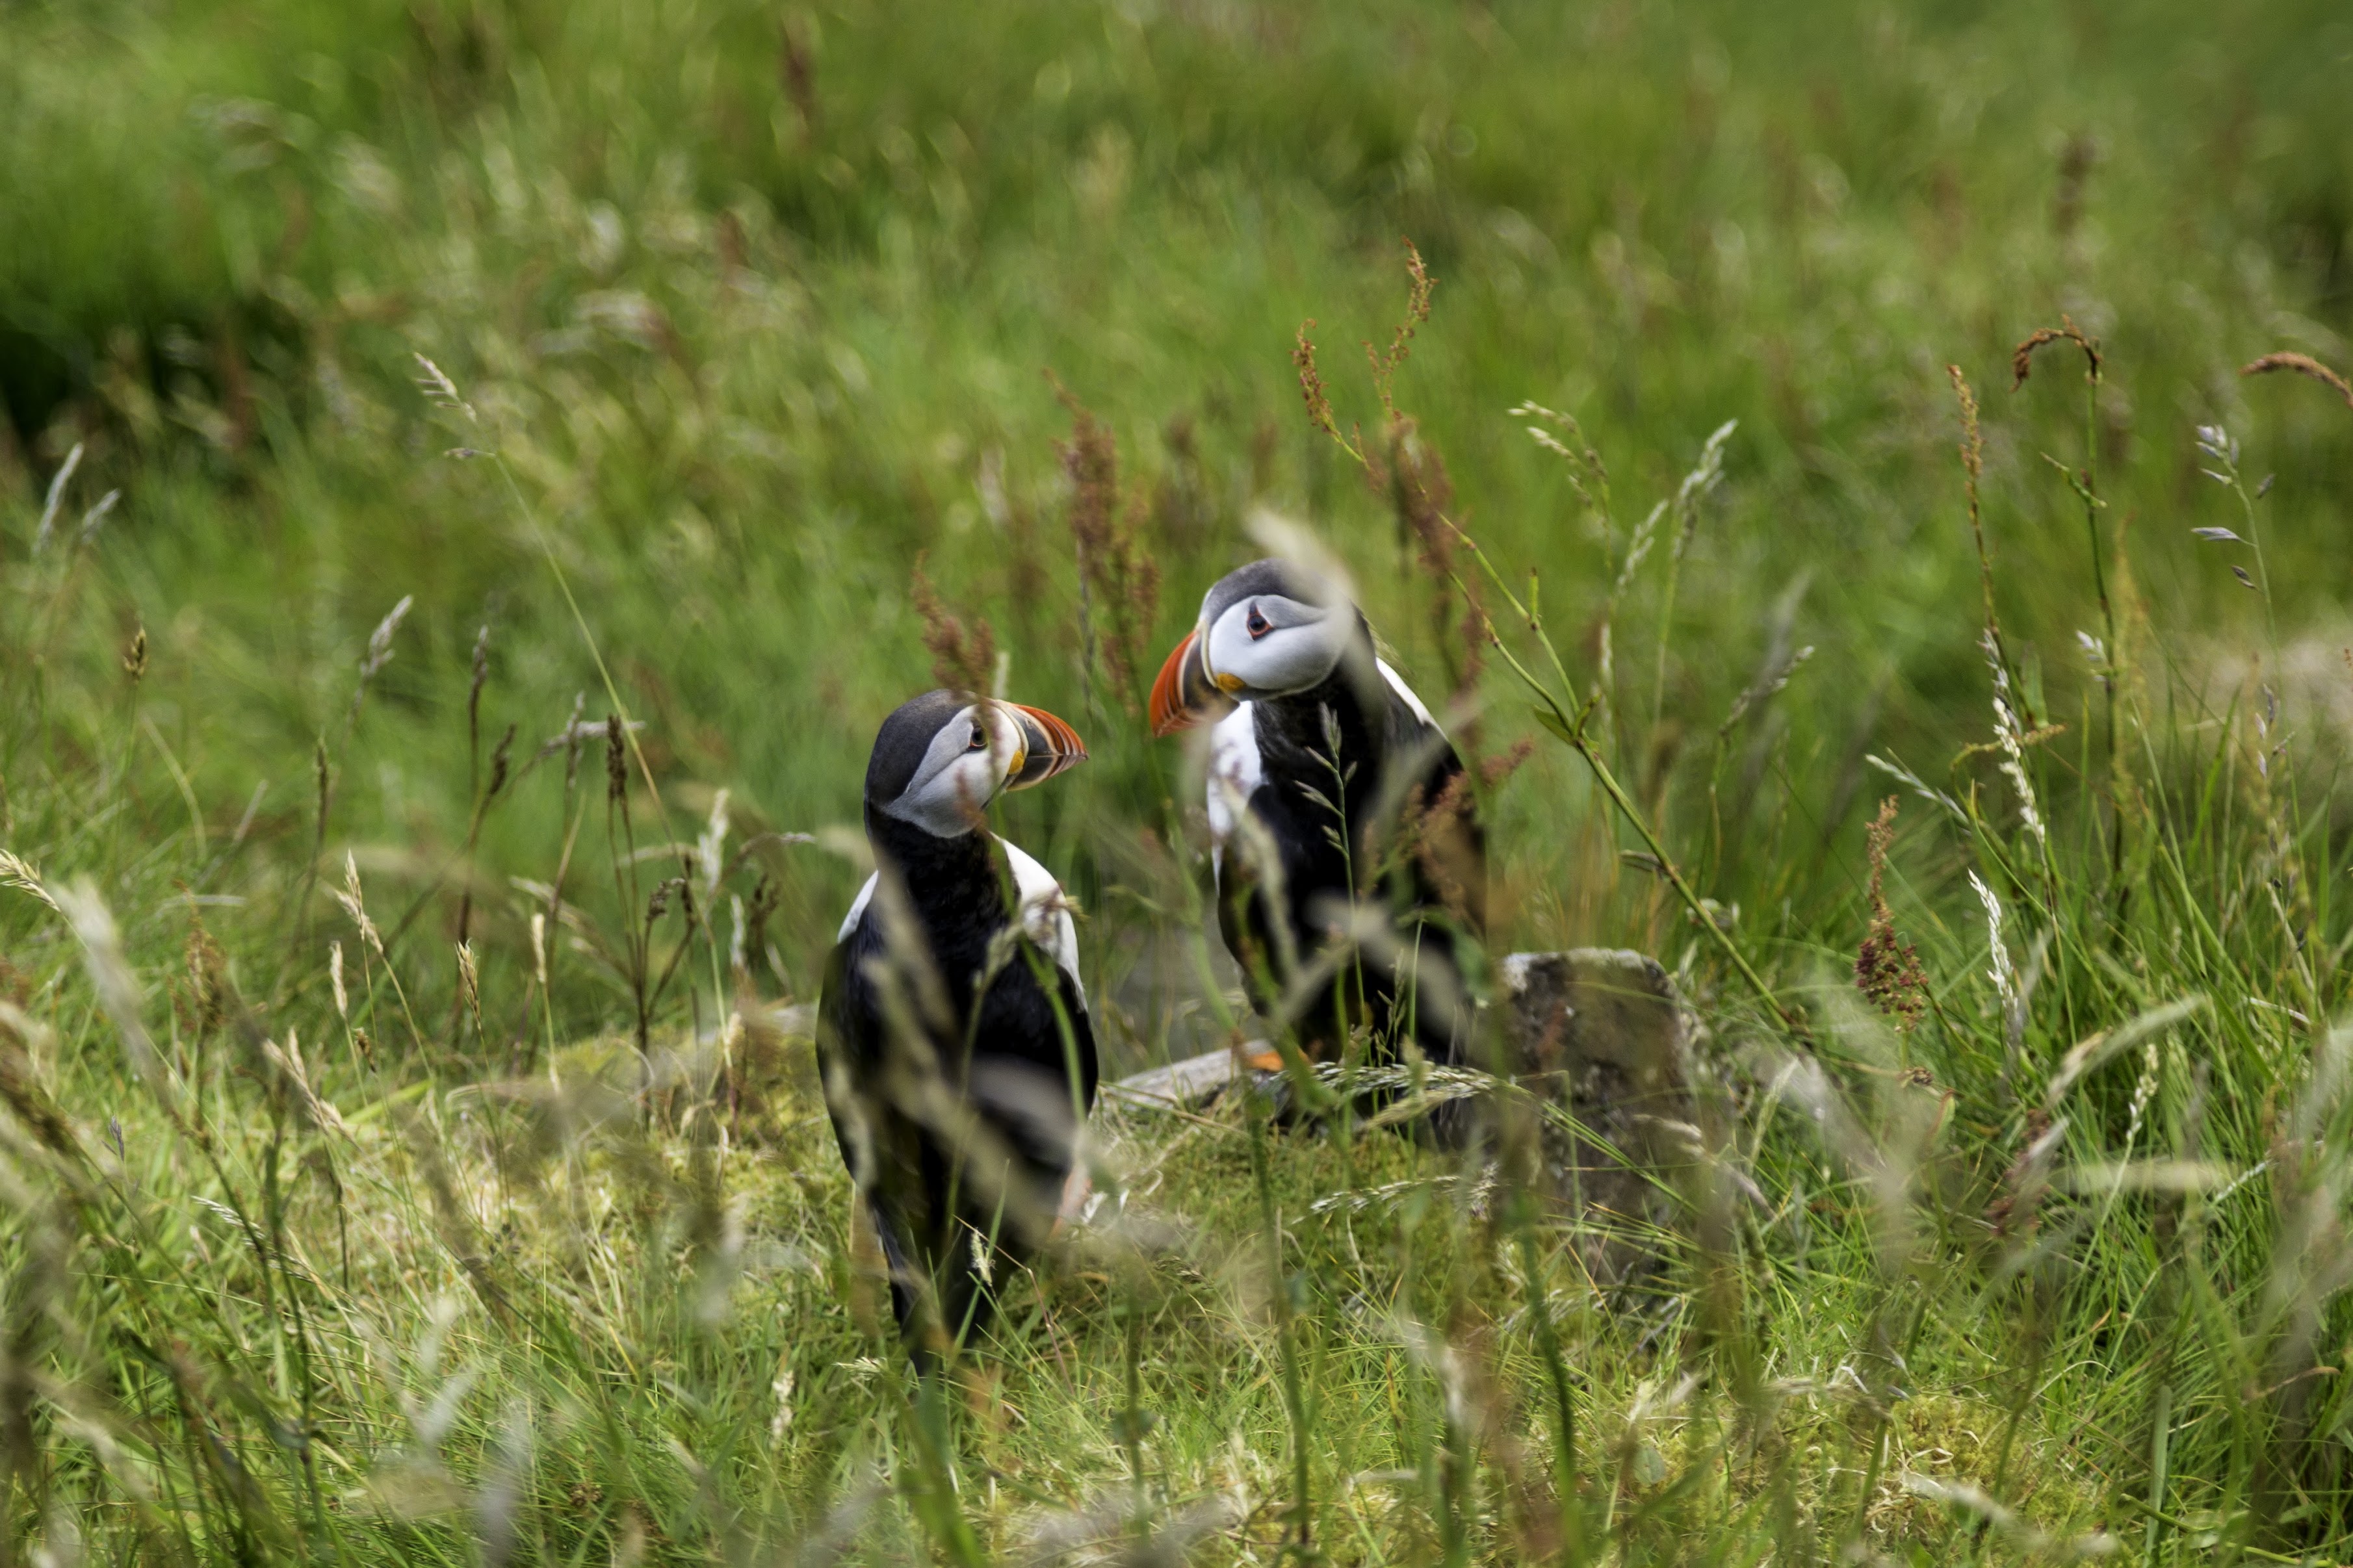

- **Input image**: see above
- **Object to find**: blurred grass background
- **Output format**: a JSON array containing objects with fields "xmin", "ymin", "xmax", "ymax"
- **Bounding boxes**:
[
  {"xmin": 6, "ymin": 0, "xmax": 2353, "ymax": 1562},
  {"xmin": 9, "ymin": 0, "xmax": 2352, "ymax": 995}
]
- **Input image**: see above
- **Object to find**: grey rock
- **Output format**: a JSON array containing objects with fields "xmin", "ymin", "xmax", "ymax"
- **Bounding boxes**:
[
  {"xmin": 1108, "ymin": 950, "xmax": 1694, "ymax": 1177},
  {"xmin": 1102, "ymin": 1047, "xmax": 1246, "ymax": 1111}
]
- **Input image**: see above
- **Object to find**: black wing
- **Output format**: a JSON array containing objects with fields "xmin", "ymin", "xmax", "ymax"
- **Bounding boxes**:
[
  {"xmin": 817, "ymin": 887, "xmax": 1097, "ymax": 1346},
  {"xmin": 963, "ymin": 927, "xmax": 1097, "ymax": 1224},
  {"xmin": 816, "ymin": 912, "xmax": 942, "ymax": 1331},
  {"xmin": 1373, "ymin": 667, "xmax": 1485, "ymax": 1075},
  {"xmin": 1379, "ymin": 668, "xmax": 1486, "ymax": 938}
]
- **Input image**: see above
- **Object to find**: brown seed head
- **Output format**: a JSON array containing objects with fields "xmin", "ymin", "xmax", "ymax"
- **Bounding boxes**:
[
  {"xmin": 1050, "ymin": 385, "xmax": 1160, "ymax": 710},
  {"xmin": 183, "ymin": 914, "xmax": 229, "ymax": 1035},
  {"xmin": 1399, "ymin": 769, "xmax": 1483, "ymax": 932},
  {"xmin": 2240, "ymin": 351, "xmax": 2353, "ymax": 409},
  {"xmin": 1986, "ymin": 1106, "xmax": 2054, "ymax": 1238},
  {"xmin": 1946, "ymin": 365, "xmax": 1983, "ymax": 482},
  {"xmin": 1479, "ymin": 738, "xmax": 1535, "ymax": 790},
  {"xmin": 1293, "ymin": 319, "xmax": 1337, "ymax": 439},
  {"xmin": 1384, "ymin": 420, "xmax": 1483, "ymax": 702},
  {"xmin": 1390, "ymin": 419, "xmax": 1455, "ymax": 572},
  {"xmin": 1054, "ymin": 387, "xmax": 1117, "ymax": 559},
  {"xmin": 487, "ymin": 722, "xmax": 515, "ymax": 799},
  {"xmin": 2010, "ymin": 316, "xmax": 2100, "ymax": 390},
  {"xmin": 1853, "ymin": 797, "xmax": 1927, "ymax": 1030},
  {"xmin": 606, "ymin": 713, "xmax": 628, "ymax": 803},
  {"xmin": 909, "ymin": 550, "xmax": 997, "ymax": 697},
  {"xmin": 122, "ymin": 626, "xmax": 148, "ymax": 682},
  {"xmin": 1366, "ymin": 238, "xmax": 1436, "ymax": 417}
]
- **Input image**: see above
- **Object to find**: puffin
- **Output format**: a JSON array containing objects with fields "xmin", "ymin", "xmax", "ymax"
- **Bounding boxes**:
[
  {"xmin": 1150, "ymin": 558, "xmax": 1485, "ymax": 1103},
  {"xmin": 817, "ymin": 689, "xmax": 1094, "ymax": 1354}
]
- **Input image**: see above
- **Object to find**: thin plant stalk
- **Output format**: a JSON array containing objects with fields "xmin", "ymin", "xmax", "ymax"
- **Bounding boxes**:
[{"xmin": 1445, "ymin": 536, "xmax": 1790, "ymax": 1032}]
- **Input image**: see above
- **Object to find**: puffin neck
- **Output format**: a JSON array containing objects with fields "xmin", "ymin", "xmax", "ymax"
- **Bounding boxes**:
[
  {"xmin": 1251, "ymin": 632, "xmax": 1386, "ymax": 773},
  {"xmin": 863, "ymin": 801, "xmax": 1002, "ymax": 916}
]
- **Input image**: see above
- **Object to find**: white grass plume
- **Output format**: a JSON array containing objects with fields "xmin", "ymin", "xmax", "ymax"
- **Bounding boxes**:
[{"xmin": 32, "ymin": 442, "xmax": 83, "ymax": 555}]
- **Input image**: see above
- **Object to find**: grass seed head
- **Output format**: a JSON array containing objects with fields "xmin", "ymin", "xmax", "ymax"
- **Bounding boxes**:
[
  {"xmin": 1514, "ymin": 400, "xmax": 1614, "ymax": 540},
  {"xmin": 1854, "ymin": 798, "xmax": 1927, "ymax": 1031},
  {"xmin": 456, "ymin": 942, "xmax": 482, "ymax": 1038},
  {"xmin": 182, "ymin": 914, "xmax": 228, "ymax": 1035},
  {"xmin": 1946, "ymin": 365, "xmax": 1983, "ymax": 481},
  {"xmin": 32, "ymin": 441, "xmax": 84, "ymax": 555},
  {"xmin": 411, "ymin": 352, "xmax": 478, "ymax": 424},
  {"xmin": 1985, "ymin": 1107, "xmax": 2057, "ymax": 1239},
  {"xmin": 77, "ymin": 489, "xmax": 121, "ymax": 547},
  {"xmin": 334, "ymin": 851, "xmax": 385, "ymax": 959},
  {"xmin": 561, "ymin": 693, "xmax": 587, "ymax": 790},
  {"xmin": 486, "ymin": 723, "xmax": 515, "ymax": 799},
  {"xmin": 1366, "ymin": 237, "xmax": 1436, "ymax": 418},
  {"xmin": 909, "ymin": 550, "xmax": 997, "ymax": 698},
  {"xmin": 347, "ymin": 595, "xmax": 414, "ymax": 730},
  {"xmin": 1292, "ymin": 318, "xmax": 1338, "ymax": 440},
  {"xmin": 0, "ymin": 851, "xmax": 58, "ymax": 912},
  {"xmin": 696, "ymin": 789, "xmax": 731, "ymax": 899},
  {"xmin": 2240, "ymin": 350, "xmax": 2353, "ymax": 409},
  {"xmin": 1052, "ymin": 389, "xmax": 1160, "ymax": 709},
  {"xmin": 1479, "ymin": 736, "xmax": 1535, "ymax": 790},
  {"xmin": 361, "ymin": 595, "xmax": 412, "ymax": 680},
  {"xmin": 1984, "ymin": 631, "xmax": 2049, "ymax": 853},
  {"xmin": 1400, "ymin": 771, "xmax": 1480, "ymax": 927},
  {"xmin": 2010, "ymin": 316, "xmax": 2100, "ymax": 389},
  {"xmin": 469, "ymin": 623, "xmax": 491, "ymax": 729},
  {"xmin": 1969, "ymin": 869, "xmax": 2018, "ymax": 1014}
]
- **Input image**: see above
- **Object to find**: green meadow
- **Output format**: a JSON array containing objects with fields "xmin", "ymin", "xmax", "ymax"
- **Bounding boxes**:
[{"xmin": 5, "ymin": 0, "xmax": 2353, "ymax": 1560}]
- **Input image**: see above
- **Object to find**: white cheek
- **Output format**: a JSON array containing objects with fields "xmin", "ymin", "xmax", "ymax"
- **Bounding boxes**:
[
  {"xmin": 987, "ymin": 710, "xmax": 1025, "ymax": 773},
  {"xmin": 1204, "ymin": 613, "xmax": 1251, "ymax": 686},
  {"xmin": 1213, "ymin": 619, "xmax": 1338, "ymax": 695},
  {"xmin": 935, "ymin": 753, "xmax": 1000, "ymax": 812},
  {"xmin": 895, "ymin": 750, "xmax": 1003, "ymax": 834}
]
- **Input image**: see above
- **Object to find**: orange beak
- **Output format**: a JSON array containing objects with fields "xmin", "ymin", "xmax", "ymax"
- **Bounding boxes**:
[
  {"xmin": 1149, "ymin": 628, "xmax": 1227, "ymax": 736},
  {"xmin": 1005, "ymin": 704, "xmax": 1087, "ymax": 790}
]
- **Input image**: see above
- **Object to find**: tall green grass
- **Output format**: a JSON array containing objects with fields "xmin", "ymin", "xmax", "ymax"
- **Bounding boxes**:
[{"xmin": 6, "ymin": 0, "xmax": 2353, "ymax": 1561}]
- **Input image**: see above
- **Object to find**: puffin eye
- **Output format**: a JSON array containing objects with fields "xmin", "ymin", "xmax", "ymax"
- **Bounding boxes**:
[
  {"xmin": 967, "ymin": 723, "xmax": 989, "ymax": 751},
  {"xmin": 1245, "ymin": 604, "xmax": 1272, "ymax": 640}
]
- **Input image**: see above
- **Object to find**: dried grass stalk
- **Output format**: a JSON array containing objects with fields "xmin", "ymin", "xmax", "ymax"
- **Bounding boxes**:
[
  {"xmin": 909, "ymin": 552, "xmax": 997, "ymax": 697},
  {"xmin": 0, "ymin": 851, "xmax": 58, "ymax": 912},
  {"xmin": 1854, "ymin": 799, "xmax": 1927, "ymax": 1030},
  {"xmin": 1054, "ymin": 388, "xmax": 1160, "ymax": 712}
]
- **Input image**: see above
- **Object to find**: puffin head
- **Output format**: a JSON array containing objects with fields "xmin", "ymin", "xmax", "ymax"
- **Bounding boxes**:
[
  {"xmin": 1150, "ymin": 558, "xmax": 1360, "ymax": 736},
  {"xmin": 865, "ymin": 689, "xmax": 1087, "ymax": 838}
]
